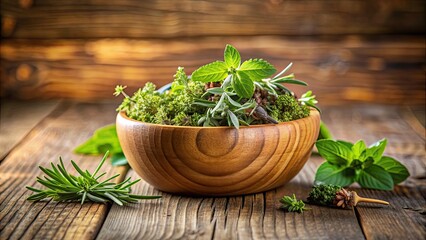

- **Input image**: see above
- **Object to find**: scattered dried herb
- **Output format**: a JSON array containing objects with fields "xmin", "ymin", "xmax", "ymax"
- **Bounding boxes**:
[
  {"xmin": 26, "ymin": 152, "xmax": 161, "ymax": 205},
  {"xmin": 280, "ymin": 194, "xmax": 309, "ymax": 213},
  {"xmin": 308, "ymin": 184, "xmax": 389, "ymax": 209}
]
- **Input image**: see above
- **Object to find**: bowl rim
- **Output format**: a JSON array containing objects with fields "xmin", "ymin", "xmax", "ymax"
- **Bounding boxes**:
[{"xmin": 117, "ymin": 108, "xmax": 319, "ymax": 130}]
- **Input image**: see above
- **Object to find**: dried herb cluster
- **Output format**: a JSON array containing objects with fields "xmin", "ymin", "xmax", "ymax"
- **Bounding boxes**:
[{"xmin": 115, "ymin": 45, "xmax": 316, "ymax": 129}]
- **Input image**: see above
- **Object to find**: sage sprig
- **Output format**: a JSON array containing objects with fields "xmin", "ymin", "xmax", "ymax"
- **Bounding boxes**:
[
  {"xmin": 26, "ymin": 152, "xmax": 161, "ymax": 205},
  {"xmin": 315, "ymin": 139, "xmax": 409, "ymax": 190}
]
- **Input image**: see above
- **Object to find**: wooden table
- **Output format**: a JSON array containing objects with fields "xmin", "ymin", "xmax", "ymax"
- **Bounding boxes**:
[{"xmin": 1, "ymin": 101, "xmax": 425, "ymax": 240}]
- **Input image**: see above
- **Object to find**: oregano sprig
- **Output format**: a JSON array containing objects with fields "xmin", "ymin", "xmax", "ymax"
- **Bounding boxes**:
[{"xmin": 26, "ymin": 152, "xmax": 161, "ymax": 205}]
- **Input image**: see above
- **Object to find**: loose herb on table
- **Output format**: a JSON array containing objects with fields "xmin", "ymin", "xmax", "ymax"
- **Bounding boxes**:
[
  {"xmin": 315, "ymin": 138, "xmax": 410, "ymax": 190},
  {"xmin": 279, "ymin": 194, "xmax": 309, "ymax": 213},
  {"xmin": 307, "ymin": 184, "xmax": 389, "ymax": 209},
  {"xmin": 26, "ymin": 152, "xmax": 161, "ymax": 205}
]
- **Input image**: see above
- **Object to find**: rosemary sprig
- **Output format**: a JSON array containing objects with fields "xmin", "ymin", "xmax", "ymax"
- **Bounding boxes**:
[
  {"xmin": 26, "ymin": 152, "xmax": 161, "ymax": 206},
  {"xmin": 279, "ymin": 194, "xmax": 309, "ymax": 213}
]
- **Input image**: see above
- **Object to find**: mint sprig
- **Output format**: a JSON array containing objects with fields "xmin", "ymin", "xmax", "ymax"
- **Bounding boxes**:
[
  {"xmin": 315, "ymin": 139, "xmax": 409, "ymax": 190},
  {"xmin": 191, "ymin": 44, "xmax": 276, "ymax": 99}
]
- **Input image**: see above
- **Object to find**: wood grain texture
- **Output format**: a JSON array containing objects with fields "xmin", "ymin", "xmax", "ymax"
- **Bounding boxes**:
[
  {"xmin": 97, "ymin": 164, "xmax": 365, "ymax": 240},
  {"xmin": 0, "ymin": 102, "xmax": 119, "ymax": 240},
  {"xmin": 1, "ymin": 0, "xmax": 424, "ymax": 38},
  {"xmin": 116, "ymin": 110, "xmax": 320, "ymax": 196},
  {"xmin": 1, "ymin": 36, "xmax": 425, "ymax": 105},
  {"xmin": 0, "ymin": 99, "xmax": 58, "ymax": 160}
]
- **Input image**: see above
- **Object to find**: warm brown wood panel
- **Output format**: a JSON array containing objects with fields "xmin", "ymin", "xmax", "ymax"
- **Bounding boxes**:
[
  {"xmin": 1, "ymin": 0, "xmax": 424, "ymax": 38},
  {"xmin": 1, "ymin": 36, "xmax": 424, "ymax": 105},
  {"xmin": 0, "ymin": 100, "xmax": 58, "ymax": 160},
  {"xmin": 0, "ymin": 102, "xmax": 119, "ymax": 239}
]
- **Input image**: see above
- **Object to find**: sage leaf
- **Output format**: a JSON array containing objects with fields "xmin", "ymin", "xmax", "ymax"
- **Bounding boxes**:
[
  {"xmin": 228, "ymin": 110, "xmax": 240, "ymax": 129},
  {"xmin": 375, "ymin": 156, "xmax": 410, "ymax": 184},
  {"xmin": 358, "ymin": 164, "xmax": 394, "ymax": 190},
  {"xmin": 316, "ymin": 139, "xmax": 353, "ymax": 166},
  {"xmin": 191, "ymin": 61, "xmax": 228, "ymax": 82},
  {"xmin": 315, "ymin": 162, "xmax": 355, "ymax": 187},
  {"xmin": 206, "ymin": 87, "xmax": 224, "ymax": 95},
  {"xmin": 238, "ymin": 59, "xmax": 276, "ymax": 81},
  {"xmin": 366, "ymin": 138, "xmax": 387, "ymax": 161},
  {"xmin": 234, "ymin": 72, "xmax": 255, "ymax": 98},
  {"xmin": 224, "ymin": 44, "xmax": 241, "ymax": 68}
]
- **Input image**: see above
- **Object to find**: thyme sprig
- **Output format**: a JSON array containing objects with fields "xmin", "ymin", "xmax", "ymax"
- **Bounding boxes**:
[
  {"xmin": 26, "ymin": 152, "xmax": 161, "ymax": 205},
  {"xmin": 279, "ymin": 194, "xmax": 309, "ymax": 213}
]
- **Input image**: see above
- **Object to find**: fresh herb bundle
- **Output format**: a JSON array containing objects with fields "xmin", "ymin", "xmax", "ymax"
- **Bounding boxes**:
[
  {"xmin": 115, "ymin": 44, "xmax": 317, "ymax": 129},
  {"xmin": 308, "ymin": 184, "xmax": 389, "ymax": 209},
  {"xmin": 26, "ymin": 152, "xmax": 161, "ymax": 205},
  {"xmin": 315, "ymin": 139, "xmax": 409, "ymax": 190},
  {"xmin": 279, "ymin": 194, "xmax": 308, "ymax": 213}
]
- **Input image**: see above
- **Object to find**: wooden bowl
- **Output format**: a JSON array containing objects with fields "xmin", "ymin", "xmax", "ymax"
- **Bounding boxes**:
[{"xmin": 116, "ymin": 110, "xmax": 320, "ymax": 196}]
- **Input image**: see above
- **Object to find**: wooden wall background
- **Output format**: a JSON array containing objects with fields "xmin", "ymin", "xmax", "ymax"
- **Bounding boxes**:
[{"xmin": 1, "ymin": 0, "xmax": 425, "ymax": 105}]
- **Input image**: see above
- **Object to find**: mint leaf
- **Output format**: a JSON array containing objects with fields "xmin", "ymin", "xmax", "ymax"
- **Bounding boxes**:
[
  {"xmin": 375, "ymin": 156, "xmax": 410, "ymax": 184},
  {"xmin": 315, "ymin": 162, "xmax": 355, "ymax": 187},
  {"xmin": 358, "ymin": 164, "xmax": 394, "ymax": 190},
  {"xmin": 317, "ymin": 122, "xmax": 333, "ymax": 140},
  {"xmin": 316, "ymin": 139, "xmax": 353, "ymax": 166},
  {"xmin": 74, "ymin": 125, "xmax": 122, "ymax": 155},
  {"xmin": 111, "ymin": 153, "xmax": 128, "ymax": 166},
  {"xmin": 234, "ymin": 72, "xmax": 255, "ymax": 98},
  {"xmin": 191, "ymin": 61, "xmax": 228, "ymax": 82},
  {"xmin": 336, "ymin": 140, "xmax": 353, "ymax": 149},
  {"xmin": 352, "ymin": 140, "xmax": 367, "ymax": 160},
  {"xmin": 366, "ymin": 138, "xmax": 387, "ymax": 161},
  {"xmin": 238, "ymin": 59, "xmax": 276, "ymax": 81},
  {"xmin": 224, "ymin": 44, "xmax": 241, "ymax": 68}
]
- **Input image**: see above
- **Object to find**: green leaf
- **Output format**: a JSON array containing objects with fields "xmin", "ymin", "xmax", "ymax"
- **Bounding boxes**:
[
  {"xmin": 315, "ymin": 162, "xmax": 355, "ymax": 187},
  {"xmin": 352, "ymin": 140, "xmax": 367, "ymax": 160},
  {"xmin": 74, "ymin": 124, "xmax": 122, "ymax": 155},
  {"xmin": 358, "ymin": 164, "xmax": 394, "ymax": 190},
  {"xmin": 227, "ymin": 110, "xmax": 240, "ymax": 129},
  {"xmin": 316, "ymin": 139, "xmax": 353, "ymax": 166},
  {"xmin": 234, "ymin": 72, "xmax": 255, "ymax": 98},
  {"xmin": 317, "ymin": 122, "xmax": 333, "ymax": 140},
  {"xmin": 366, "ymin": 138, "xmax": 387, "ymax": 161},
  {"xmin": 336, "ymin": 140, "xmax": 354, "ymax": 150},
  {"xmin": 206, "ymin": 87, "xmax": 224, "ymax": 95},
  {"xmin": 375, "ymin": 156, "xmax": 410, "ymax": 184},
  {"xmin": 191, "ymin": 61, "xmax": 228, "ymax": 82},
  {"xmin": 224, "ymin": 44, "xmax": 241, "ymax": 68},
  {"xmin": 238, "ymin": 59, "xmax": 276, "ymax": 81},
  {"xmin": 111, "ymin": 153, "xmax": 128, "ymax": 166}
]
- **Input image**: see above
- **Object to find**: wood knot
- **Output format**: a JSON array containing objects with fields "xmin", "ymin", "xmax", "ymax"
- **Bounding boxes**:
[
  {"xmin": 16, "ymin": 64, "xmax": 35, "ymax": 82},
  {"xmin": 2, "ymin": 16, "xmax": 16, "ymax": 37},
  {"xmin": 19, "ymin": 0, "xmax": 33, "ymax": 9}
]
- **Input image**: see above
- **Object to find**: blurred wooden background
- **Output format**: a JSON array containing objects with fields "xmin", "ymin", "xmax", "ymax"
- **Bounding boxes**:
[{"xmin": 1, "ymin": 0, "xmax": 425, "ymax": 105}]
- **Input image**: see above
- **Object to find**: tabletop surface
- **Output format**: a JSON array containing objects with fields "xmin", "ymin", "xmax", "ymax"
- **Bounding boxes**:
[{"xmin": 0, "ymin": 101, "xmax": 425, "ymax": 240}]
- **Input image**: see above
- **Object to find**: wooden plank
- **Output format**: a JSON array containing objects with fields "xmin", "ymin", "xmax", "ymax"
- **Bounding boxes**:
[
  {"xmin": 97, "ymin": 160, "xmax": 365, "ymax": 240},
  {"xmin": 0, "ymin": 100, "xmax": 58, "ymax": 160},
  {"xmin": 1, "ymin": 36, "xmax": 424, "ymax": 105},
  {"xmin": 1, "ymin": 0, "xmax": 424, "ymax": 38},
  {"xmin": 0, "ymin": 102, "xmax": 120, "ymax": 240}
]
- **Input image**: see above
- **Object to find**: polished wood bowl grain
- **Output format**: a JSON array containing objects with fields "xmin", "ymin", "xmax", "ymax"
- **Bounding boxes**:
[{"xmin": 116, "ymin": 110, "xmax": 320, "ymax": 196}]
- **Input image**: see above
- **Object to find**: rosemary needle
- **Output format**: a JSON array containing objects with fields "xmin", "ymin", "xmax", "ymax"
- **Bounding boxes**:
[{"xmin": 26, "ymin": 151, "xmax": 161, "ymax": 205}]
